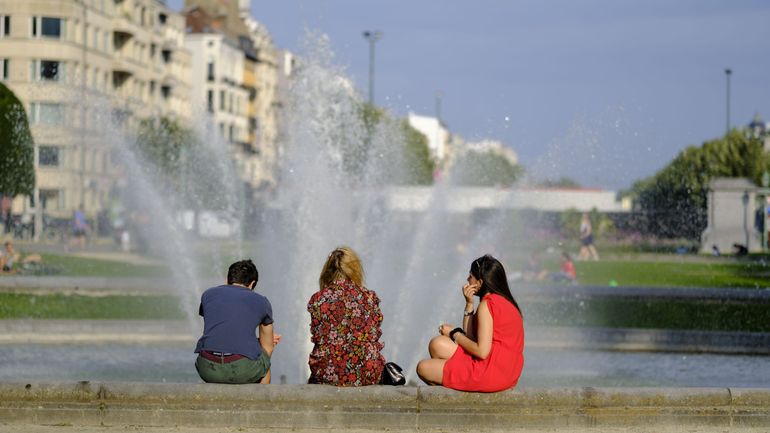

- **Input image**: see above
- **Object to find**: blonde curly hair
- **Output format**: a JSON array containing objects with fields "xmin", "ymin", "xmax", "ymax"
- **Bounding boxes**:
[{"xmin": 319, "ymin": 246, "xmax": 364, "ymax": 289}]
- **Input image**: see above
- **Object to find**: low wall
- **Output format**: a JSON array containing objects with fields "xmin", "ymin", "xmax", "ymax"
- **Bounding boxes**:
[{"xmin": 1, "ymin": 382, "xmax": 769, "ymax": 430}]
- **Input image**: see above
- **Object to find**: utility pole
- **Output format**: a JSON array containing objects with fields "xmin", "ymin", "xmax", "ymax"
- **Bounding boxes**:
[
  {"xmin": 435, "ymin": 90, "xmax": 443, "ymax": 123},
  {"xmin": 725, "ymin": 68, "xmax": 732, "ymax": 135},
  {"xmin": 362, "ymin": 31, "xmax": 382, "ymax": 105}
]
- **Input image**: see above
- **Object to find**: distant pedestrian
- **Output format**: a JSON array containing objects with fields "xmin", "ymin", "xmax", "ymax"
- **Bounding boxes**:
[
  {"xmin": 1, "ymin": 196, "xmax": 11, "ymax": 235},
  {"xmin": 71, "ymin": 205, "xmax": 88, "ymax": 250},
  {"xmin": 538, "ymin": 251, "xmax": 577, "ymax": 283},
  {"xmin": 578, "ymin": 212, "xmax": 599, "ymax": 261}
]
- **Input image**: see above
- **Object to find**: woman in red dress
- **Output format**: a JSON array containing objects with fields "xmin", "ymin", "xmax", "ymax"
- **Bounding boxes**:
[
  {"xmin": 416, "ymin": 254, "xmax": 524, "ymax": 392},
  {"xmin": 307, "ymin": 246, "xmax": 385, "ymax": 386}
]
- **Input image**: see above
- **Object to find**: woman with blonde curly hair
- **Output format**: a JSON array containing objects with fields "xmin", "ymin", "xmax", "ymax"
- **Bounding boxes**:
[{"xmin": 307, "ymin": 246, "xmax": 385, "ymax": 386}]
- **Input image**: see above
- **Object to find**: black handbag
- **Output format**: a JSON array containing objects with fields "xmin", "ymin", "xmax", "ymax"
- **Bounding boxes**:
[{"xmin": 380, "ymin": 361, "xmax": 406, "ymax": 386}]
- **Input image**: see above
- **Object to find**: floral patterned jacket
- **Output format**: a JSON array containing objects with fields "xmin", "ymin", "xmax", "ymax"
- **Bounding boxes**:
[{"xmin": 307, "ymin": 279, "xmax": 385, "ymax": 386}]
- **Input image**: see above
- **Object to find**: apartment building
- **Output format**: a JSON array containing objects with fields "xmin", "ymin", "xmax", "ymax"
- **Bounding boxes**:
[
  {"xmin": 184, "ymin": 28, "xmax": 250, "ymax": 184},
  {"xmin": 184, "ymin": 0, "xmax": 282, "ymax": 191},
  {"xmin": 0, "ymin": 0, "xmax": 192, "ymax": 219},
  {"xmin": 240, "ymin": 13, "xmax": 280, "ymax": 190}
]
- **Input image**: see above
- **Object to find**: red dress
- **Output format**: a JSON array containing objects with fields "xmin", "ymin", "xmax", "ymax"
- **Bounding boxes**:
[
  {"xmin": 307, "ymin": 279, "xmax": 385, "ymax": 386},
  {"xmin": 442, "ymin": 293, "xmax": 524, "ymax": 392}
]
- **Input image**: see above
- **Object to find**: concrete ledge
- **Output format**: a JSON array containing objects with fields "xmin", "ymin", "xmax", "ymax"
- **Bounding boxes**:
[{"xmin": 1, "ymin": 382, "xmax": 769, "ymax": 430}]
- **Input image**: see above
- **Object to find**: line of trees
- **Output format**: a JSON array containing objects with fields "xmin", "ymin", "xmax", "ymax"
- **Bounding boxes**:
[{"xmin": 627, "ymin": 129, "xmax": 770, "ymax": 239}]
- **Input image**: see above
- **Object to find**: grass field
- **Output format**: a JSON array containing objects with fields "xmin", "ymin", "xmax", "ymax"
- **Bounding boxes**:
[
  {"xmin": 525, "ymin": 298, "xmax": 770, "ymax": 332},
  {"xmin": 525, "ymin": 258, "xmax": 770, "ymax": 289},
  {"xmin": 0, "ymin": 293, "xmax": 184, "ymax": 320},
  {"xmin": 0, "ymin": 292, "xmax": 767, "ymax": 333},
  {"xmin": 40, "ymin": 254, "xmax": 169, "ymax": 277}
]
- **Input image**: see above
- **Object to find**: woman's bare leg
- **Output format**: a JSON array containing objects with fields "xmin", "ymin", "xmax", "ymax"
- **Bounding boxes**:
[
  {"xmin": 416, "ymin": 358, "xmax": 447, "ymax": 385},
  {"xmin": 428, "ymin": 335, "xmax": 457, "ymax": 360}
]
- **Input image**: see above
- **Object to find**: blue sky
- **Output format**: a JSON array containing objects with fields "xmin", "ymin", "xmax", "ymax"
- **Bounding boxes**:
[{"xmin": 168, "ymin": 0, "xmax": 770, "ymax": 189}]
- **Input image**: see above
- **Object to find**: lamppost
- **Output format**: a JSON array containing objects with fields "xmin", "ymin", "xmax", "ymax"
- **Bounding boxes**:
[
  {"xmin": 435, "ymin": 90, "xmax": 443, "ymax": 123},
  {"xmin": 725, "ymin": 68, "xmax": 732, "ymax": 135},
  {"xmin": 743, "ymin": 191, "xmax": 750, "ymax": 251},
  {"xmin": 362, "ymin": 30, "xmax": 382, "ymax": 105}
]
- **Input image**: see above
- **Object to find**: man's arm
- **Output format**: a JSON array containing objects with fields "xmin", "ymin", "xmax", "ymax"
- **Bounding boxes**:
[
  {"xmin": 258, "ymin": 323, "xmax": 275, "ymax": 384},
  {"xmin": 259, "ymin": 323, "xmax": 274, "ymax": 357}
]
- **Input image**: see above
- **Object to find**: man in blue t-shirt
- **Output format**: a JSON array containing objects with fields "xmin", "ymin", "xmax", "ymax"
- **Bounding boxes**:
[{"xmin": 195, "ymin": 259, "xmax": 280, "ymax": 384}]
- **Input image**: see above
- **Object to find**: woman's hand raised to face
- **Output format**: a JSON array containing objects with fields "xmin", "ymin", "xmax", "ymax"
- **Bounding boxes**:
[{"xmin": 462, "ymin": 282, "xmax": 479, "ymax": 304}]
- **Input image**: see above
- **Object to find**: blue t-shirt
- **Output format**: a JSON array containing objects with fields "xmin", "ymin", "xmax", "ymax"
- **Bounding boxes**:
[{"xmin": 194, "ymin": 284, "xmax": 273, "ymax": 359}]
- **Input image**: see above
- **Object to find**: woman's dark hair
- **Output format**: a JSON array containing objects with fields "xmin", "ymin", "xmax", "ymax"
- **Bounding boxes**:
[
  {"xmin": 470, "ymin": 254, "xmax": 521, "ymax": 314},
  {"xmin": 227, "ymin": 259, "xmax": 258, "ymax": 287}
]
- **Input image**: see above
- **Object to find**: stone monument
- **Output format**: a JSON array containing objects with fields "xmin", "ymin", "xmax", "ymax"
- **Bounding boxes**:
[{"xmin": 700, "ymin": 178, "xmax": 762, "ymax": 254}]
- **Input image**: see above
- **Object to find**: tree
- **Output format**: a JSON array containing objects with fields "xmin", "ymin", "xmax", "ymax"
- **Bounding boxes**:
[
  {"xmin": 629, "ymin": 129, "xmax": 770, "ymax": 239},
  {"xmin": 398, "ymin": 119, "xmax": 435, "ymax": 185},
  {"xmin": 135, "ymin": 116, "xmax": 195, "ymax": 184},
  {"xmin": 539, "ymin": 177, "xmax": 581, "ymax": 188},
  {"xmin": 0, "ymin": 83, "xmax": 35, "ymax": 197},
  {"xmin": 358, "ymin": 102, "xmax": 435, "ymax": 185},
  {"xmin": 450, "ymin": 149, "xmax": 524, "ymax": 187}
]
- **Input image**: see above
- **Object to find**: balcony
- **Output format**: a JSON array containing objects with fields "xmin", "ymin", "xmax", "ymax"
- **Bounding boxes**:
[
  {"xmin": 112, "ymin": 53, "xmax": 135, "ymax": 76},
  {"xmin": 112, "ymin": 13, "xmax": 136, "ymax": 39}
]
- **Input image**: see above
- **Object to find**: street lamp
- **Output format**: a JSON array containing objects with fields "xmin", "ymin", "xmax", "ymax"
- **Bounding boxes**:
[
  {"xmin": 362, "ymin": 30, "xmax": 382, "ymax": 105},
  {"xmin": 725, "ymin": 68, "xmax": 732, "ymax": 135},
  {"xmin": 743, "ymin": 190, "xmax": 750, "ymax": 251},
  {"xmin": 435, "ymin": 90, "xmax": 443, "ymax": 123}
]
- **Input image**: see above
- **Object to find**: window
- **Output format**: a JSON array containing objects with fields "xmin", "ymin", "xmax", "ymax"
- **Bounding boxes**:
[
  {"xmin": 39, "ymin": 189, "xmax": 63, "ymax": 211},
  {"xmin": 31, "ymin": 60, "xmax": 65, "ymax": 81},
  {"xmin": 30, "ymin": 102, "xmax": 64, "ymax": 125},
  {"xmin": 219, "ymin": 90, "xmax": 225, "ymax": 110},
  {"xmin": 1, "ymin": 59, "xmax": 7, "ymax": 80},
  {"xmin": 1, "ymin": 16, "xmax": 10, "ymax": 37},
  {"xmin": 40, "ymin": 60, "xmax": 62, "ymax": 81},
  {"xmin": 161, "ymin": 85, "xmax": 170, "ymax": 99},
  {"xmin": 207, "ymin": 61, "xmax": 214, "ymax": 81},
  {"xmin": 32, "ymin": 17, "xmax": 63, "ymax": 38},
  {"xmin": 38, "ymin": 146, "xmax": 60, "ymax": 167},
  {"xmin": 207, "ymin": 90, "xmax": 213, "ymax": 113}
]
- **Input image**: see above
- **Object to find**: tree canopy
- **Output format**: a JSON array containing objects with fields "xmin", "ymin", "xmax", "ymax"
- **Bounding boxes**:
[
  {"xmin": 359, "ymin": 103, "xmax": 435, "ymax": 185},
  {"xmin": 629, "ymin": 129, "xmax": 770, "ymax": 239},
  {"xmin": 0, "ymin": 83, "xmax": 35, "ymax": 197},
  {"xmin": 450, "ymin": 149, "xmax": 523, "ymax": 187}
]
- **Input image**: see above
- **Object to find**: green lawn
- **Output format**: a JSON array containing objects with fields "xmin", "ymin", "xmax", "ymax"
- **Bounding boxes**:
[
  {"xmin": 2, "ymin": 292, "xmax": 766, "ymax": 333},
  {"xmin": 0, "ymin": 253, "xmax": 169, "ymax": 278},
  {"xmin": 574, "ymin": 260, "xmax": 770, "ymax": 289},
  {"xmin": 525, "ymin": 298, "xmax": 770, "ymax": 332},
  {"xmin": 516, "ymin": 256, "xmax": 770, "ymax": 289},
  {"xmin": 0, "ymin": 293, "xmax": 184, "ymax": 320}
]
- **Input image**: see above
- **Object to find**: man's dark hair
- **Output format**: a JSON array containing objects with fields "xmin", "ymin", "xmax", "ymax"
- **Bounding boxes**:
[{"xmin": 227, "ymin": 259, "xmax": 258, "ymax": 287}]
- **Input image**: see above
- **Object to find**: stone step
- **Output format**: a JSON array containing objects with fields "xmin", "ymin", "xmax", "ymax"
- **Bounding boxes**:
[{"xmin": 0, "ymin": 382, "xmax": 768, "ymax": 430}]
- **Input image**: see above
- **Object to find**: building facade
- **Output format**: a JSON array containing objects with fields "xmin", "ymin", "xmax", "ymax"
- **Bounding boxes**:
[
  {"xmin": 407, "ymin": 112, "xmax": 449, "ymax": 162},
  {"xmin": 184, "ymin": 0, "xmax": 282, "ymax": 191},
  {"xmin": 0, "ymin": 0, "xmax": 191, "ymax": 219}
]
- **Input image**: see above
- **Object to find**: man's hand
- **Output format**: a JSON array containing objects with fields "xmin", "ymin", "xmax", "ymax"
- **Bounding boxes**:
[{"xmin": 273, "ymin": 334, "xmax": 282, "ymax": 346}]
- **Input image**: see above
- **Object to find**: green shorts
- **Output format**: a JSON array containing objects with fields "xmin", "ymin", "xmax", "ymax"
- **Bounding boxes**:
[{"xmin": 195, "ymin": 351, "xmax": 271, "ymax": 384}]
